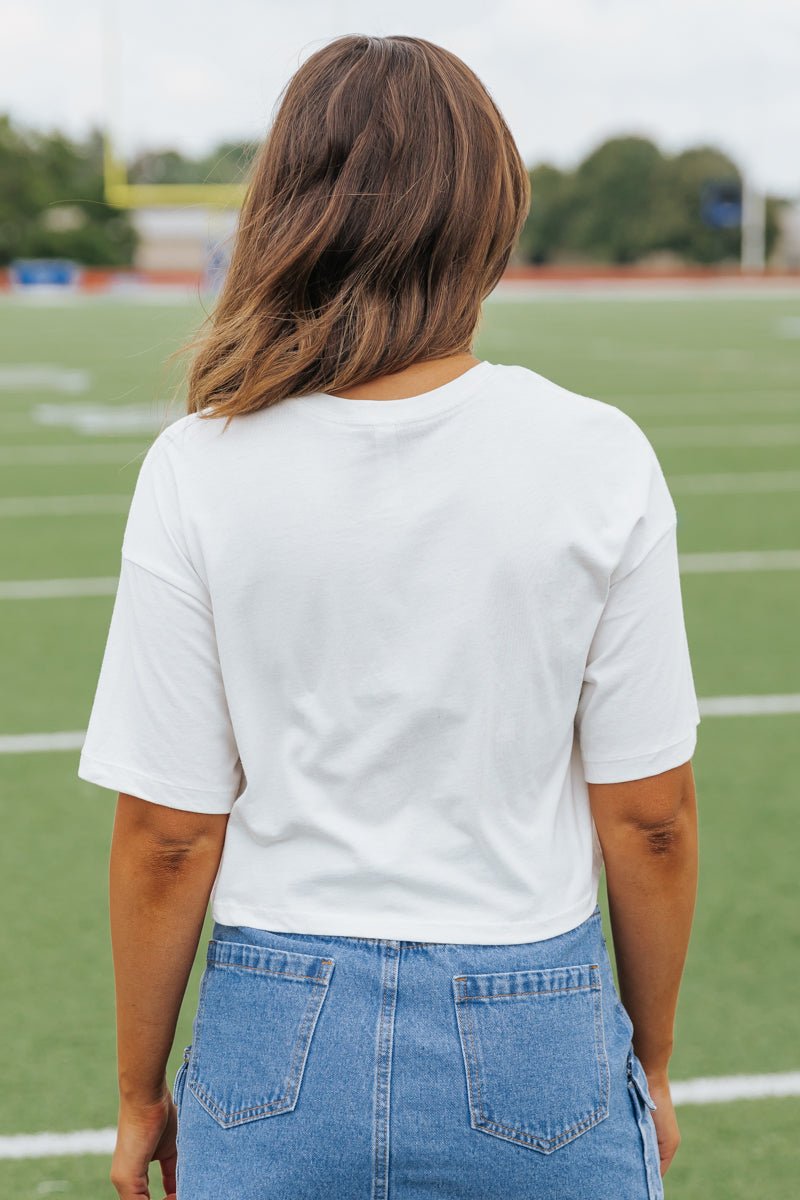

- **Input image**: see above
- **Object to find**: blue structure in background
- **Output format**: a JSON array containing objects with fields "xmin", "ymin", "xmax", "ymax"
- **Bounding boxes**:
[
  {"xmin": 700, "ymin": 181, "xmax": 742, "ymax": 229},
  {"xmin": 10, "ymin": 259, "xmax": 83, "ymax": 288},
  {"xmin": 202, "ymin": 238, "xmax": 232, "ymax": 297}
]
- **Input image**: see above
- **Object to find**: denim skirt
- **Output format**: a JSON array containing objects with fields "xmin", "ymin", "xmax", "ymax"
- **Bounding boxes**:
[{"xmin": 172, "ymin": 904, "xmax": 664, "ymax": 1199}]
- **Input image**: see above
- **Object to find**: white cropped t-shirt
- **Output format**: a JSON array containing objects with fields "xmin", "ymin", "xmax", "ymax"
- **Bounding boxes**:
[{"xmin": 78, "ymin": 360, "xmax": 701, "ymax": 943}]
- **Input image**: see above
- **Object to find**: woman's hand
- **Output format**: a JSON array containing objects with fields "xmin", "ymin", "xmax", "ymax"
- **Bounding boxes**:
[
  {"xmin": 647, "ymin": 1072, "xmax": 681, "ymax": 1177},
  {"xmin": 110, "ymin": 1086, "xmax": 178, "ymax": 1200}
]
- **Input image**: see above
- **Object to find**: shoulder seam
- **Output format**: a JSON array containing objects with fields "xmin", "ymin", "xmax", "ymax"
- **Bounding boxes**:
[
  {"xmin": 609, "ymin": 517, "xmax": 678, "ymax": 588},
  {"xmin": 120, "ymin": 551, "xmax": 212, "ymax": 610}
]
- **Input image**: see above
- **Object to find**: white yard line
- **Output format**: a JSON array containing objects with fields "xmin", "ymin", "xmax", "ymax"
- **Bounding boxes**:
[
  {"xmin": 0, "ymin": 577, "xmax": 118, "ymax": 599},
  {"xmin": 0, "ymin": 732, "xmax": 86, "ymax": 754},
  {"xmin": 0, "ymin": 495, "xmax": 130, "ymax": 517},
  {"xmin": 651, "ymin": 423, "xmax": 800, "ymax": 446},
  {"xmin": 629, "ymin": 400, "xmax": 800, "ymax": 417},
  {"xmin": 0, "ymin": 1128, "xmax": 118, "ymax": 1160},
  {"xmin": 614, "ymin": 389, "xmax": 800, "ymax": 404},
  {"xmin": 698, "ymin": 694, "xmax": 800, "ymax": 716},
  {"xmin": 670, "ymin": 471, "xmax": 800, "ymax": 494},
  {"xmin": 670, "ymin": 1071, "xmax": 800, "ymax": 1106},
  {"xmin": 0, "ymin": 444, "xmax": 148, "ymax": 465},
  {"xmin": 1, "ymin": 1070, "xmax": 799, "ymax": 1158},
  {"xmin": 679, "ymin": 549, "xmax": 800, "ymax": 572}
]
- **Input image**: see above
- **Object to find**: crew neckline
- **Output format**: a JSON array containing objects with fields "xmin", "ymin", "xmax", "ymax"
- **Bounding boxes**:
[{"xmin": 290, "ymin": 359, "xmax": 494, "ymax": 425}]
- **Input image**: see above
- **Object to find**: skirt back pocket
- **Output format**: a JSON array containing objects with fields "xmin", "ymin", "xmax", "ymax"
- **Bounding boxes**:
[
  {"xmin": 187, "ymin": 938, "xmax": 335, "ymax": 1128},
  {"xmin": 452, "ymin": 961, "xmax": 610, "ymax": 1153}
]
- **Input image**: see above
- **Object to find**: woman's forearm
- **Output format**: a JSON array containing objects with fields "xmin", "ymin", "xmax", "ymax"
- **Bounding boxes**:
[
  {"xmin": 589, "ymin": 762, "xmax": 699, "ymax": 1078},
  {"xmin": 605, "ymin": 805, "xmax": 698, "ymax": 1075},
  {"xmin": 109, "ymin": 794, "xmax": 228, "ymax": 1105}
]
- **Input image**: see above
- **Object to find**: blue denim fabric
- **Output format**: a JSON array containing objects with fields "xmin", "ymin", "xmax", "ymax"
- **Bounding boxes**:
[{"xmin": 172, "ymin": 905, "xmax": 664, "ymax": 1199}]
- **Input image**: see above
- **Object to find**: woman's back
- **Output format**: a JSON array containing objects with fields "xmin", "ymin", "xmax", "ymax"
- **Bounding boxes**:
[
  {"xmin": 83, "ymin": 35, "xmax": 698, "ymax": 1197},
  {"xmin": 79, "ymin": 357, "xmax": 699, "ymax": 943}
]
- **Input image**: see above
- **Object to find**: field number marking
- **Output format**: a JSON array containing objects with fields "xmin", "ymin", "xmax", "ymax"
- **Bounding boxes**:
[{"xmin": 0, "ymin": 366, "xmax": 90, "ymax": 393}]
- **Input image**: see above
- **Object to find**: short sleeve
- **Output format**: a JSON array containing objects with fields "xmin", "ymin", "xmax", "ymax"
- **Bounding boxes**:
[
  {"xmin": 575, "ymin": 431, "xmax": 701, "ymax": 784},
  {"xmin": 77, "ymin": 435, "xmax": 243, "ymax": 813}
]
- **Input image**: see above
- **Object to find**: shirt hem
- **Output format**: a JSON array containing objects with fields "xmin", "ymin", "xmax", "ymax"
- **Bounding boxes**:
[
  {"xmin": 582, "ymin": 726, "xmax": 699, "ymax": 784},
  {"xmin": 77, "ymin": 752, "xmax": 237, "ymax": 814},
  {"xmin": 210, "ymin": 891, "xmax": 600, "ymax": 946}
]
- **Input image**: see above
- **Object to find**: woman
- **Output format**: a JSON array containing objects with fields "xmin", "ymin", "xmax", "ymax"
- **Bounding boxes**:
[{"xmin": 79, "ymin": 33, "xmax": 700, "ymax": 1200}]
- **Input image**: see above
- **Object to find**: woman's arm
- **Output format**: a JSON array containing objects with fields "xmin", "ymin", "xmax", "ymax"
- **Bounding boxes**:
[
  {"xmin": 588, "ymin": 758, "xmax": 698, "ymax": 1176},
  {"xmin": 109, "ymin": 792, "xmax": 228, "ymax": 1200}
]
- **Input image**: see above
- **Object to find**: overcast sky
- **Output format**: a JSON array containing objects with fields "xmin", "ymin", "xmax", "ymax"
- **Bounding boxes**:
[{"xmin": 2, "ymin": 0, "xmax": 797, "ymax": 194}]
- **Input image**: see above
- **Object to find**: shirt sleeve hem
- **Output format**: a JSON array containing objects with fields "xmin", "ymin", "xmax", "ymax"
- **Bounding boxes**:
[
  {"xmin": 582, "ymin": 727, "xmax": 698, "ymax": 784},
  {"xmin": 77, "ymin": 752, "xmax": 237, "ymax": 814}
]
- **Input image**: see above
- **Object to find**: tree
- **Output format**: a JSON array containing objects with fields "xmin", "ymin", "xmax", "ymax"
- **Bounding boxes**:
[
  {"xmin": 562, "ymin": 136, "xmax": 667, "ymax": 263},
  {"xmin": 128, "ymin": 140, "xmax": 257, "ymax": 185},
  {"xmin": 517, "ymin": 164, "xmax": 572, "ymax": 264},
  {"xmin": 516, "ymin": 134, "xmax": 778, "ymax": 266},
  {"xmin": 663, "ymin": 146, "xmax": 777, "ymax": 263},
  {"xmin": 0, "ymin": 117, "xmax": 136, "ymax": 266}
]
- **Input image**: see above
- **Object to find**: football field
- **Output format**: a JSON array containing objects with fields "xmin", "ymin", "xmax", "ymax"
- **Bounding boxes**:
[{"xmin": 1, "ymin": 291, "xmax": 798, "ymax": 1197}]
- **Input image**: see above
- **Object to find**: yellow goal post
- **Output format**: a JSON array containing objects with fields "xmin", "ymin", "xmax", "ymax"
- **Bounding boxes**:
[
  {"xmin": 102, "ymin": 138, "xmax": 248, "ymax": 211},
  {"xmin": 101, "ymin": 1, "xmax": 248, "ymax": 211}
]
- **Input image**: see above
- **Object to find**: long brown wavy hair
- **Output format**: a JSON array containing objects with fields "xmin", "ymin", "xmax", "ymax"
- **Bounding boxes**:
[{"xmin": 184, "ymin": 34, "xmax": 530, "ymax": 421}]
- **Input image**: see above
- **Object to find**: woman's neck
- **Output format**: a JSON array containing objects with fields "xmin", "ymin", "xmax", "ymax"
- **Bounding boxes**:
[{"xmin": 326, "ymin": 351, "xmax": 481, "ymax": 401}]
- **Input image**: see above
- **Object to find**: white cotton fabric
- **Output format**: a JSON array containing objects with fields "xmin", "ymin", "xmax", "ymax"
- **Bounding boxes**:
[{"xmin": 78, "ymin": 360, "xmax": 701, "ymax": 943}]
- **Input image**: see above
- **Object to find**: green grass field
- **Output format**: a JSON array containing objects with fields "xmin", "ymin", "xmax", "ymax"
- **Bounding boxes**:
[{"xmin": 1, "ymin": 292, "xmax": 798, "ymax": 1197}]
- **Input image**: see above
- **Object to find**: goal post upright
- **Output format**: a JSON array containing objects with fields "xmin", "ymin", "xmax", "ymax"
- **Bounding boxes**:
[
  {"xmin": 101, "ymin": 0, "xmax": 246, "ymax": 211},
  {"xmin": 740, "ymin": 177, "xmax": 767, "ymax": 274}
]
